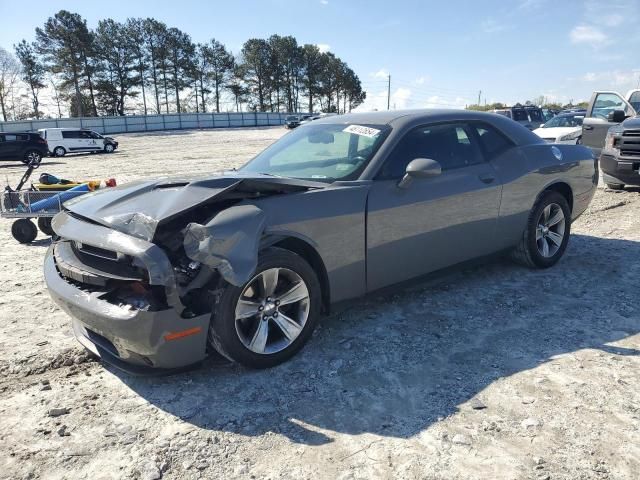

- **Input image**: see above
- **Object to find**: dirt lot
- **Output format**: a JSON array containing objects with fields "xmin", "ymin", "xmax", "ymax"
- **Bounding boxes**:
[{"xmin": 0, "ymin": 127, "xmax": 638, "ymax": 480}]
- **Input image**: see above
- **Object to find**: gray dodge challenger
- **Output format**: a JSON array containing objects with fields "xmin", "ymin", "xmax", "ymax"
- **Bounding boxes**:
[{"xmin": 44, "ymin": 110, "xmax": 597, "ymax": 373}]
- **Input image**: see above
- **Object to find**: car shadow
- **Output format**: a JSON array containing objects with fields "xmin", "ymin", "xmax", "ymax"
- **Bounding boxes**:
[
  {"xmin": 0, "ymin": 161, "xmax": 66, "ymax": 169},
  {"xmin": 112, "ymin": 234, "xmax": 639, "ymax": 445}
]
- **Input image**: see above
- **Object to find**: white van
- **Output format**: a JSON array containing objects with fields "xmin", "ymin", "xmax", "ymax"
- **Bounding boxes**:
[{"xmin": 38, "ymin": 128, "xmax": 118, "ymax": 157}]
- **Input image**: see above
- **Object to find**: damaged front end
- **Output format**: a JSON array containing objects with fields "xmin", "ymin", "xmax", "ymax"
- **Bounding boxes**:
[{"xmin": 44, "ymin": 175, "xmax": 322, "ymax": 373}]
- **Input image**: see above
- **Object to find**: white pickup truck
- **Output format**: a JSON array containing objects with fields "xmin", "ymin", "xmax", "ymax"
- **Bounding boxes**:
[
  {"xmin": 582, "ymin": 89, "xmax": 640, "ymax": 189},
  {"xmin": 581, "ymin": 89, "xmax": 640, "ymax": 155}
]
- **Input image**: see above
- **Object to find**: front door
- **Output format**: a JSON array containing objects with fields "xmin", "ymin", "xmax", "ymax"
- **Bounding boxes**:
[
  {"xmin": 366, "ymin": 122, "xmax": 502, "ymax": 291},
  {"xmin": 582, "ymin": 91, "xmax": 636, "ymax": 155}
]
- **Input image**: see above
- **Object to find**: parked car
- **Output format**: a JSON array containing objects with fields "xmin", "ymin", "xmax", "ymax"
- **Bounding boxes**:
[
  {"xmin": 284, "ymin": 115, "xmax": 300, "ymax": 129},
  {"xmin": 533, "ymin": 113, "xmax": 584, "ymax": 144},
  {"xmin": 38, "ymin": 128, "xmax": 118, "ymax": 157},
  {"xmin": 492, "ymin": 105, "xmax": 544, "ymax": 130},
  {"xmin": 0, "ymin": 131, "xmax": 48, "ymax": 165},
  {"xmin": 44, "ymin": 110, "xmax": 596, "ymax": 373},
  {"xmin": 582, "ymin": 90, "xmax": 640, "ymax": 189}
]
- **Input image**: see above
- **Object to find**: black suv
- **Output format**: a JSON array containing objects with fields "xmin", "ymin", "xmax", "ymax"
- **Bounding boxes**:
[{"xmin": 0, "ymin": 132, "xmax": 48, "ymax": 165}]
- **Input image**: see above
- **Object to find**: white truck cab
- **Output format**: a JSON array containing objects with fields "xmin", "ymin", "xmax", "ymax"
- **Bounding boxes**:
[
  {"xmin": 38, "ymin": 128, "xmax": 118, "ymax": 157},
  {"xmin": 582, "ymin": 89, "xmax": 640, "ymax": 155}
]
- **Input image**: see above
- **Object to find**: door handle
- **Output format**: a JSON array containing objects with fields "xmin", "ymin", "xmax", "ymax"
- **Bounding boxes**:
[
  {"xmin": 478, "ymin": 173, "xmax": 496, "ymax": 184},
  {"xmin": 583, "ymin": 125, "xmax": 594, "ymax": 131}
]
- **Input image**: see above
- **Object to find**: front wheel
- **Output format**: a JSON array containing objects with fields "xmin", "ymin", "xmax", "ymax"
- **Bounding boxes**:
[
  {"xmin": 208, "ymin": 247, "xmax": 321, "ymax": 368},
  {"xmin": 511, "ymin": 191, "xmax": 571, "ymax": 269},
  {"xmin": 104, "ymin": 144, "xmax": 115, "ymax": 153}
]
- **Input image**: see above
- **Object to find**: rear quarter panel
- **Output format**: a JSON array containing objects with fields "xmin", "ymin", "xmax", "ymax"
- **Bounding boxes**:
[{"xmin": 492, "ymin": 143, "xmax": 596, "ymax": 248}]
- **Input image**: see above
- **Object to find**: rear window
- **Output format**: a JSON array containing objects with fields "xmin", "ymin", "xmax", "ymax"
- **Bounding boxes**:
[{"xmin": 512, "ymin": 110, "xmax": 528, "ymax": 121}]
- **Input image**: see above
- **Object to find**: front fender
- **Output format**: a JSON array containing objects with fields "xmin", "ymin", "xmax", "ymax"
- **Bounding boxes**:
[{"xmin": 183, "ymin": 204, "xmax": 266, "ymax": 286}]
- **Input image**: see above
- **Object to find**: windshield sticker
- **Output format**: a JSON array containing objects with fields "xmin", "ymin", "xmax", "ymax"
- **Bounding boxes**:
[{"xmin": 343, "ymin": 125, "xmax": 381, "ymax": 138}]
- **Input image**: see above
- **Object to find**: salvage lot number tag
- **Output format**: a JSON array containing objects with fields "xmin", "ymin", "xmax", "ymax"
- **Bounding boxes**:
[{"xmin": 343, "ymin": 125, "xmax": 381, "ymax": 138}]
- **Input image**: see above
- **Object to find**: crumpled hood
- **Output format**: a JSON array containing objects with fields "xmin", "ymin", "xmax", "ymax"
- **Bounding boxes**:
[{"xmin": 64, "ymin": 172, "xmax": 324, "ymax": 241}]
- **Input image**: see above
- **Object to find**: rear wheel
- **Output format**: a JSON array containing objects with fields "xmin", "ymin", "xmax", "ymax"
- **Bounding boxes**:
[
  {"xmin": 208, "ymin": 247, "xmax": 321, "ymax": 368},
  {"xmin": 37, "ymin": 217, "xmax": 54, "ymax": 236},
  {"xmin": 511, "ymin": 191, "xmax": 571, "ymax": 269},
  {"xmin": 11, "ymin": 219, "xmax": 38, "ymax": 244},
  {"xmin": 605, "ymin": 183, "xmax": 625, "ymax": 190},
  {"xmin": 53, "ymin": 146, "xmax": 66, "ymax": 157}
]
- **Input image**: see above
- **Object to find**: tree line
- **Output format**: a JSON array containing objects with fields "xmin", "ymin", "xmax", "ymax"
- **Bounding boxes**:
[{"xmin": 0, "ymin": 10, "xmax": 366, "ymax": 121}]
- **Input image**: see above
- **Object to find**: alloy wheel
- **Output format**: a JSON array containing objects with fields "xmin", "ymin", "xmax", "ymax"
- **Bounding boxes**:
[
  {"xmin": 26, "ymin": 151, "xmax": 41, "ymax": 164},
  {"xmin": 234, "ymin": 267, "xmax": 310, "ymax": 355},
  {"xmin": 535, "ymin": 203, "xmax": 565, "ymax": 258}
]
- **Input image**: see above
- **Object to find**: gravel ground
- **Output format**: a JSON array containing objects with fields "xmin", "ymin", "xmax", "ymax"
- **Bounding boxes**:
[{"xmin": 0, "ymin": 127, "xmax": 638, "ymax": 480}]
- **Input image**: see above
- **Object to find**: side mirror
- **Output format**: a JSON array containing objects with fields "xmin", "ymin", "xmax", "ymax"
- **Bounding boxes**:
[
  {"xmin": 608, "ymin": 110, "xmax": 627, "ymax": 123},
  {"xmin": 398, "ymin": 158, "xmax": 442, "ymax": 188}
]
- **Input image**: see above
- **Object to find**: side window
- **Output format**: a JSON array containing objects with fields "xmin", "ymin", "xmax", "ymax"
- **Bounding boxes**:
[
  {"xmin": 79, "ymin": 131, "xmax": 93, "ymax": 139},
  {"xmin": 379, "ymin": 123, "xmax": 485, "ymax": 179},
  {"xmin": 4, "ymin": 134, "xmax": 18, "ymax": 142},
  {"xmin": 528, "ymin": 109, "xmax": 543, "ymax": 122},
  {"xmin": 591, "ymin": 93, "xmax": 630, "ymax": 119},
  {"xmin": 62, "ymin": 131, "xmax": 80, "ymax": 139},
  {"xmin": 629, "ymin": 91, "xmax": 640, "ymax": 113},
  {"xmin": 474, "ymin": 124, "xmax": 513, "ymax": 159}
]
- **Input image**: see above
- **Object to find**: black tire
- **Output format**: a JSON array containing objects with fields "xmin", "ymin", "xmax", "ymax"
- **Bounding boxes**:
[
  {"xmin": 605, "ymin": 183, "xmax": 625, "ymax": 190},
  {"xmin": 11, "ymin": 219, "xmax": 38, "ymax": 244},
  {"xmin": 53, "ymin": 146, "xmax": 66, "ymax": 157},
  {"xmin": 22, "ymin": 150, "xmax": 42, "ymax": 166},
  {"xmin": 208, "ymin": 247, "xmax": 321, "ymax": 369},
  {"xmin": 37, "ymin": 217, "xmax": 55, "ymax": 236},
  {"xmin": 511, "ymin": 191, "xmax": 571, "ymax": 269},
  {"xmin": 104, "ymin": 144, "xmax": 115, "ymax": 153}
]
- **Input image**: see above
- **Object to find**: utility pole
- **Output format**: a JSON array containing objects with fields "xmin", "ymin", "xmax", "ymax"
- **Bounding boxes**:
[
  {"xmin": 478, "ymin": 90, "xmax": 482, "ymax": 106},
  {"xmin": 387, "ymin": 75, "xmax": 391, "ymax": 110}
]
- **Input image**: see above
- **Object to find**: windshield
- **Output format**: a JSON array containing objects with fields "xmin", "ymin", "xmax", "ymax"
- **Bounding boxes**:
[
  {"xmin": 241, "ymin": 123, "xmax": 390, "ymax": 182},
  {"xmin": 542, "ymin": 115, "xmax": 583, "ymax": 128},
  {"xmin": 286, "ymin": 116, "xmax": 298, "ymax": 121}
]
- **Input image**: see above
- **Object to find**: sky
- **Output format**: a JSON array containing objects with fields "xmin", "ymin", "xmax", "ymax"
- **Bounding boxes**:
[{"xmin": 1, "ymin": 0, "xmax": 639, "ymax": 112}]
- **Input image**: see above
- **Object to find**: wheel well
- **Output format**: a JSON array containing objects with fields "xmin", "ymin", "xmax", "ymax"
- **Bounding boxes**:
[
  {"xmin": 270, "ymin": 237, "xmax": 331, "ymax": 313},
  {"xmin": 544, "ymin": 182, "xmax": 573, "ymax": 213}
]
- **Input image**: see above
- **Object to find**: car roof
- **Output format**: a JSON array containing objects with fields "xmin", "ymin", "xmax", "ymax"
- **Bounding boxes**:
[
  {"xmin": 37, "ymin": 128, "xmax": 92, "ymax": 131},
  {"xmin": 312, "ymin": 108, "xmax": 543, "ymax": 146}
]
